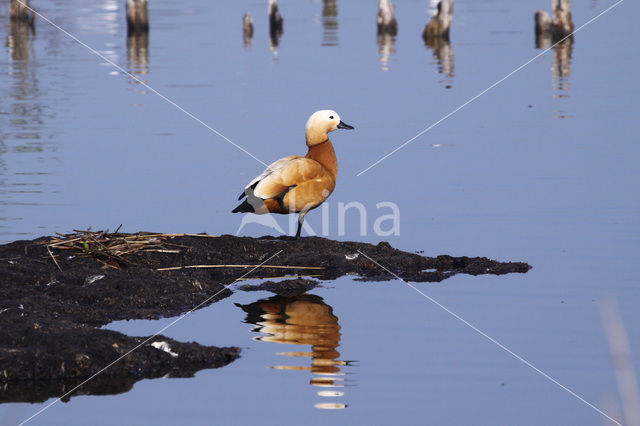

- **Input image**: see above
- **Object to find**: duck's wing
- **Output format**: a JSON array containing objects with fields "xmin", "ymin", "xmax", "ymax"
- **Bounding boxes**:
[
  {"xmin": 252, "ymin": 157, "xmax": 324, "ymax": 200},
  {"xmin": 238, "ymin": 155, "xmax": 300, "ymax": 200}
]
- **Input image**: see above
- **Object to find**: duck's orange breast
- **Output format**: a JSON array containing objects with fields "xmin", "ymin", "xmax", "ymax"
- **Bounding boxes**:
[{"xmin": 263, "ymin": 139, "xmax": 338, "ymax": 214}]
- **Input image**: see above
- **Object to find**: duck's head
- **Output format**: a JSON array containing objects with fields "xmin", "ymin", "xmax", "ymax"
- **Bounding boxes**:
[{"xmin": 305, "ymin": 109, "xmax": 354, "ymax": 146}]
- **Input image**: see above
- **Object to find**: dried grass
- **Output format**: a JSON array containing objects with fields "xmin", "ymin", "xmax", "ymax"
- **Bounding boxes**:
[
  {"xmin": 43, "ymin": 228, "xmax": 323, "ymax": 273},
  {"xmin": 43, "ymin": 227, "xmax": 209, "ymax": 269}
]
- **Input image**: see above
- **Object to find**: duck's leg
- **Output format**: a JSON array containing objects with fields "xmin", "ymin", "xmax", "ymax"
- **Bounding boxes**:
[{"xmin": 295, "ymin": 211, "xmax": 308, "ymax": 239}]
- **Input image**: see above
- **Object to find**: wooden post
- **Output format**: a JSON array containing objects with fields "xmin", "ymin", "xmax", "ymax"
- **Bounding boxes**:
[
  {"xmin": 534, "ymin": 10, "xmax": 552, "ymax": 46},
  {"xmin": 9, "ymin": 0, "xmax": 35, "ymax": 26},
  {"xmin": 552, "ymin": 0, "xmax": 573, "ymax": 36},
  {"xmin": 243, "ymin": 13, "xmax": 254, "ymax": 48},
  {"xmin": 534, "ymin": 0, "xmax": 573, "ymax": 45},
  {"xmin": 423, "ymin": 0, "xmax": 453, "ymax": 42},
  {"xmin": 377, "ymin": 0, "xmax": 398, "ymax": 36},
  {"xmin": 269, "ymin": 0, "xmax": 284, "ymax": 49},
  {"xmin": 126, "ymin": 0, "xmax": 149, "ymax": 34},
  {"xmin": 269, "ymin": 0, "xmax": 283, "ymax": 35}
]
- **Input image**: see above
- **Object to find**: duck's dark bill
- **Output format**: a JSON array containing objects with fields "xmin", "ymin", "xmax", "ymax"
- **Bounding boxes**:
[{"xmin": 337, "ymin": 120, "xmax": 354, "ymax": 130}]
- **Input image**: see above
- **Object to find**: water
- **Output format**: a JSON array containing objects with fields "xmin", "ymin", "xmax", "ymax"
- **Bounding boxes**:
[{"xmin": 1, "ymin": 0, "xmax": 639, "ymax": 424}]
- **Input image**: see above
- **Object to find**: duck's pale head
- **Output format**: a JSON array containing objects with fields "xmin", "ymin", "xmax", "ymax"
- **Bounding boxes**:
[{"xmin": 305, "ymin": 109, "xmax": 354, "ymax": 146}]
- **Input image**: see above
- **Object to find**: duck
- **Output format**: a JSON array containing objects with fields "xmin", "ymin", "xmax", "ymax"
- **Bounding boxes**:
[{"xmin": 232, "ymin": 110, "xmax": 354, "ymax": 238}]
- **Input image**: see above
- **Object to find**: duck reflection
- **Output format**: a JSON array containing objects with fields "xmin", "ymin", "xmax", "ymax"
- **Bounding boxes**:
[
  {"xmin": 237, "ymin": 293, "xmax": 352, "ymax": 409},
  {"xmin": 322, "ymin": 0, "xmax": 338, "ymax": 47}
]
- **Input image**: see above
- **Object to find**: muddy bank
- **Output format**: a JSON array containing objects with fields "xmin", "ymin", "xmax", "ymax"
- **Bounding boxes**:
[
  {"xmin": 0, "ymin": 232, "xmax": 530, "ymax": 403},
  {"xmin": 0, "ymin": 309, "xmax": 239, "ymax": 403},
  {"xmin": 238, "ymin": 278, "xmax": 321, "ymax": 297}
]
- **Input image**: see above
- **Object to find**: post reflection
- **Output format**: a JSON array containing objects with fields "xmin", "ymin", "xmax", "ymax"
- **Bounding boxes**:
[
  {"xmin": 424, "ymin": 35, "xmax": 454, "ymax": 86},
  {"xmin": 126, "ymin": 31, "xmax": 149, "ymax": 77},
  {"xmin": 322, "ymin": 0, "xmax": 338, "ymax": 47},
  {"xmin": 536, "ymin": 35, "xmax": 573, "ymax": 101},
  {"xmin": 534, "ymin": 0, "xmax": 574, "ymax": 118},
  {"xmin": 3, "ymin": 17, "xmax": 47, "ymax": 240},
  {"xmin": 377, "ymin": 0, "xmax": 397, "ymax": 71},
  {"xmin": 237, "ymin": 293, "xmax": 352, "ymax": 409},
  {"xmin": 423, "ymin": 2, "xmax": 454, "ymax": 87},
  {"xmin": 126, "ymin": 19, "xmax": 149, "ymax": 95},
  {"xmin": 550, "ymin": 38, "xmax": 572, "ymax": 99},
  {"xmin": 377, "ymin": 32, "xmax": 395, "ymax": 71},
  {"xmin": 6, "ymin": 20, "xmax": 38, "ymax": 118}
]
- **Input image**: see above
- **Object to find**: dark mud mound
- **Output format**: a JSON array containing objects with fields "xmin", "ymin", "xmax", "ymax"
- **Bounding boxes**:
[
  {"xmin": 238, "ymin": 278, "xmax": 321, "ymax": 297},
  {"xmin": 0, "ymin": 232, "xmax": 530, "ymax": 404}
]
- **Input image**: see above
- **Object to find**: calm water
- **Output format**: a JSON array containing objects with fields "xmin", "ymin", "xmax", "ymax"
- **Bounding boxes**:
[{"xmin": 1, "ymin": 0, "xmax": 639, "ymax": 424}]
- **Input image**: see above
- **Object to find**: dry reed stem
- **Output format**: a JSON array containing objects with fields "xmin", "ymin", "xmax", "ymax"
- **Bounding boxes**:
[
  {"xmin": 137, "ymin": 233, "xmax": 219, "ymax": 238},
  {"xmin": 47, "ymin": 245, "xmax": 62, "ymax": 272},
  {"xmin": 235, "ymin": 274, "xmax": 323, "ymax": 281},
  {"xmin": 157, "ymin": 264, "xmax": 324, "ymax": 272},
  {"xmin": 602, "ymin": 300, "xmax": 640, "ymax": 426},
  {"xmin": 42, "ymin": 230, "xmax": 189, "ymax": 268}
]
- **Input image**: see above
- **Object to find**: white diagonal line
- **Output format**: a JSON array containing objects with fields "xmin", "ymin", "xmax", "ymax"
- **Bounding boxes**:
[
  {"xmin": 356, "ymin": 250, "xmax": 622, "ymax": 426},
  {"xmin": 14, "ymin": 1, "xmax": 268, "ymax": 168},
  {"xmin": 357, "ymin": 0, "xmax": 625, "ymax": 176},
  {"xmin": 18, "ymin": 250, "xmax": 283, "ymax": 426}
]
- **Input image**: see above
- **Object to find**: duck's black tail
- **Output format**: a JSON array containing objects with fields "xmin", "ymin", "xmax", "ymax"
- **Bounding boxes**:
[{"xmin": 232, "ymin": 199, "xmax": 254, "ymax": 213}]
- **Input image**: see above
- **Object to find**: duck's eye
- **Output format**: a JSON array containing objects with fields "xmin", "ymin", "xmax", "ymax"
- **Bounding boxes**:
[{"xmin": 329, "ymin": 115, "xmax": 334, "ymax": 119}]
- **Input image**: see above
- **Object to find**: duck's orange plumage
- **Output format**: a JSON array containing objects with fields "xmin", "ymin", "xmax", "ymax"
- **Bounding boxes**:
[{"xmin": 233, "ymin": 110, "xmax": 354, "ymax": 238}]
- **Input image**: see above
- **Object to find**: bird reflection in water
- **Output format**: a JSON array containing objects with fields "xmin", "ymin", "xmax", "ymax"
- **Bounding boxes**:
[{"xmin": 236, "ymin": 293, "xmax": 353, "ymax": 409}]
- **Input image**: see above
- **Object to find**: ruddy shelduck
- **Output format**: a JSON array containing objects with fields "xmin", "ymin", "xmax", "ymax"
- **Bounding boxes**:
[{"xmin": 232, "ymin": 110, "xmax": 354, "ymax": 238}]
